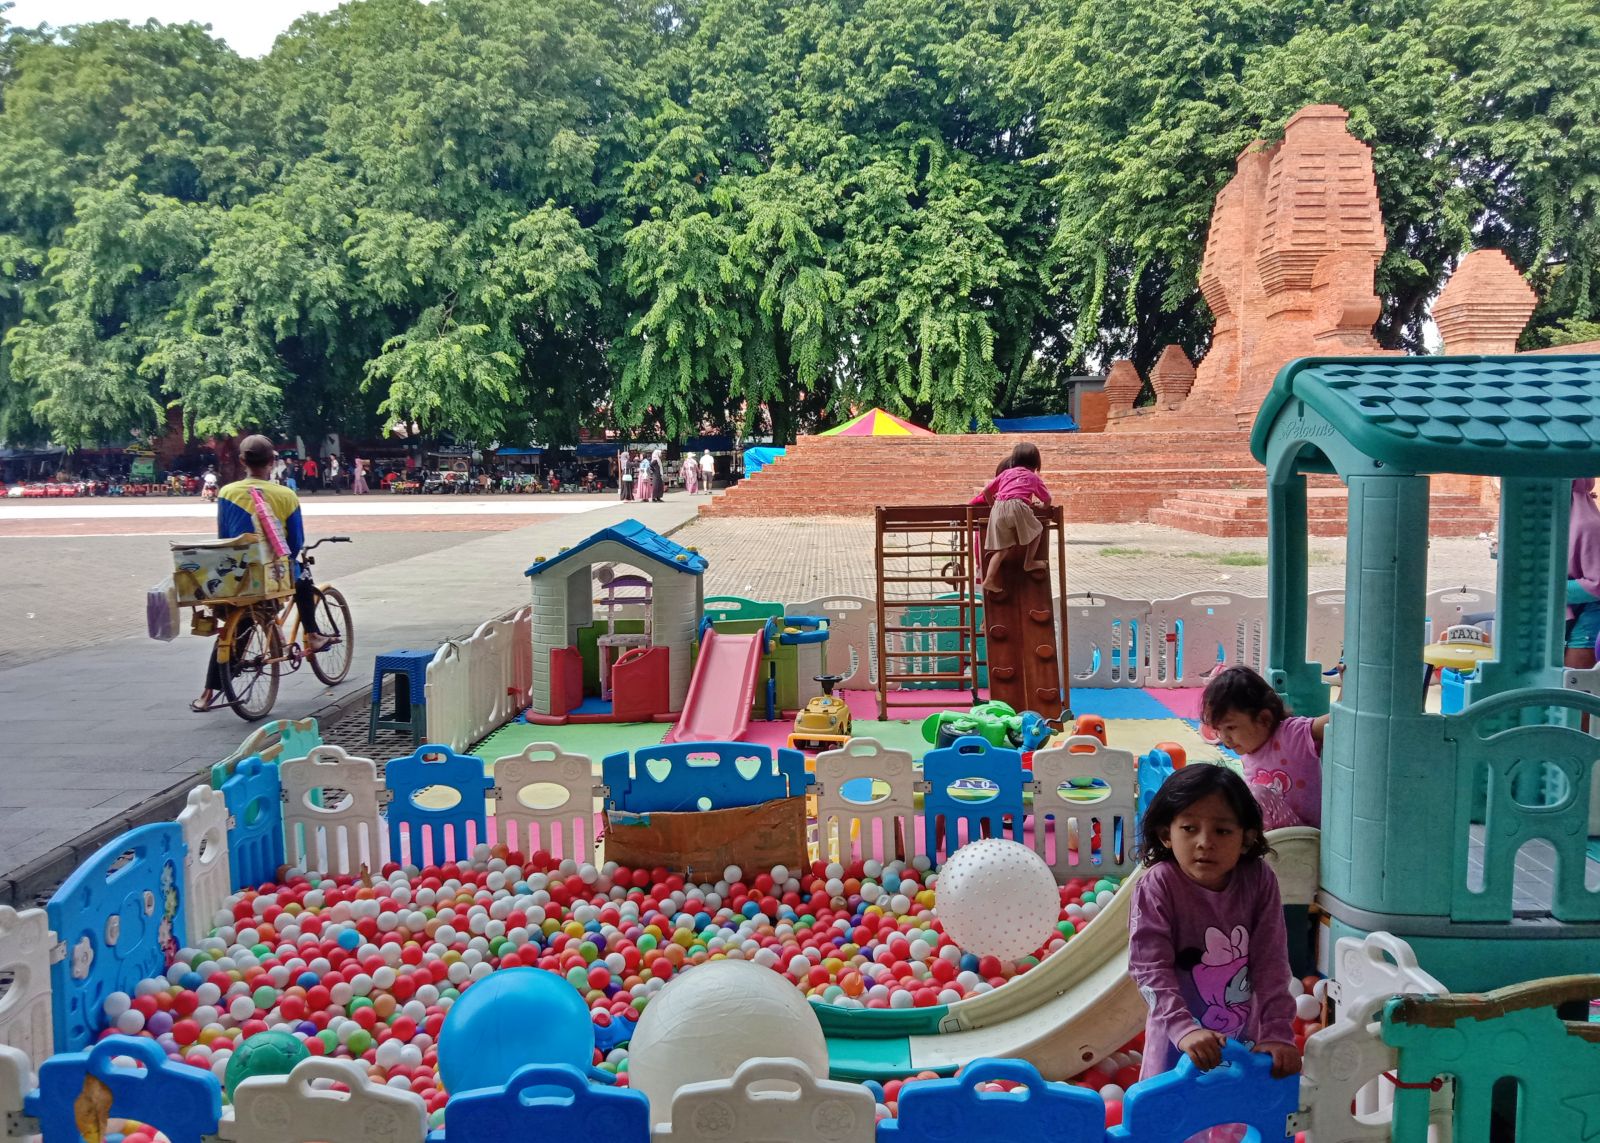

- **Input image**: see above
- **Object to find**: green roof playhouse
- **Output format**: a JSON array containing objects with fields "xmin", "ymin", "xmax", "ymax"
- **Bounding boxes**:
[{"xmin": 1252, "ymin": 353, "xmax": 1600, "ymax": 990}]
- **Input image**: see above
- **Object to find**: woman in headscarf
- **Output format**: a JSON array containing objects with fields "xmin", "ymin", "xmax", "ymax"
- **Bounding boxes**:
[
  {"xmin": 1567, "ymin": 477, "xmax": 1600, "ymax": 668},
  {"xmin": 650, "ymin": 450, "xmax": 666, "ymax": 502},
  {"xmin": 680, "ymin": 451, "xmax": 700, "ymax": 495}
]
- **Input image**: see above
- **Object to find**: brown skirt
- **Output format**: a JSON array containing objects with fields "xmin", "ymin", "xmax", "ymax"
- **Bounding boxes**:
[{"xmin": 985, "ymin": 498, "xmax": 1042, "ymax": 551}]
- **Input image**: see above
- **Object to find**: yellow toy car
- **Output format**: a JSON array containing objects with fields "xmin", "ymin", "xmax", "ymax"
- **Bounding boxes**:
[{"xmin": 788, "ymin": 674, "xmax": 852, "ymax": 752}]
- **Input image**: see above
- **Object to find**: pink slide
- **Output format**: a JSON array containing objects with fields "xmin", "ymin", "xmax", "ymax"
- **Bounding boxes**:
[{"xmin": 666, "ymin": 628, "xmax": 765, "ymax": 743}]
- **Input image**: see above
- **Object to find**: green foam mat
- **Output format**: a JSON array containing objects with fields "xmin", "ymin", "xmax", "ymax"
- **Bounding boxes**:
[
  {"xmin": 473, "ymin": 720, "xmax": 668, "ymax": 765},
  {"xmin": 848, "ymin": 718, "xmax": 934, "ymax": 758}
]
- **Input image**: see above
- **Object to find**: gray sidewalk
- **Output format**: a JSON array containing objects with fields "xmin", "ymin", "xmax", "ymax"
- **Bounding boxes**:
[{"xmin": 0, "ymin": 498, "xmax": 699, "ymax": 881}]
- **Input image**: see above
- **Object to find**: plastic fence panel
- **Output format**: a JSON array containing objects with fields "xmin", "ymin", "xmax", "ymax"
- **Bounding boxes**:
[
  {"xmin": 281, "ymin": 746, "xmax": 385, "ymax": 877},
  {"xmin": 0, "ymin": 906, "xmax": 53, "ymax": 1070},
  {"xmin": 602, "ymin": 743, "xmax": 809, "ymax": 814},
  {"xmin": 1423, "ymin": 586, "xmax": 1496, "ymax": 643},
  {"xmin": 1382, "ymin": 976, "xmax": 1600, "ymax": 1143},
  {"xmin": 1299, "ymin": 933, "xmax": 1448, "ymax": 1143},
  {"xmin": 442, "ymin": 1064, "xmax": 649, "ymax": 1143},
  {"xmin": 0, "ymin": 1044, "xmax": 27, "ymax": 1127},
  {"xmin": 813, "ymin": 739, "xmax": 918, "ymax": 865},
  {"xmin": 229, "ymin": 1056, "xmax": 428, "ymax": 1143},
  {"xmin": 1261, "ymin": 827, "xmax": 1320, "ymax": 908},
  {"xmin": 703, "ymin": 596, "xmax": 784, "ymax": 623},
  {"xmin": 920, "ymin": 737, "xmax": 1027, "ymax": 863},
  {"xmin": 790, "ymin": 596, "xmax": 875, "ymax": 687},
  {"xmin": 509, "ymin": 605, "xmax": 533, "ymax": 709},
  {"xmin": 424, "ymin": 642, "xmax": 471, "ymax": 753},
  {"xmin": 1109, "ymin": 1041, "xmax": 1298, "ymax": 1142},
  {"xmin": 47, "ymin": 824, "xmax": 184, "ymax": 1054},
  {"xmin": 29, "ymin": 1035, "xmax": 221, "ymax": 1143},
  {"xmin": 1135, "ymin": 749, "xmax": 1176, "ymax": 850},
  {"xmin": 211, "ymin": 718, "xmax": 321, "ymax": 788},
  {"xmin": 1562, "ymin": 664, "xmax": 1600, "ymax": 834},
  {"xmin": 660, "ymin": 1057, "xmax": 875, "ymax": 1143},
  {"xmin": 386, "ymin": 745, "xmax": 493, "ymax": 869},
  {"xmin": 1063, "ymin": 594, "xmax": 1149, "ymax": 688},
  {"xmin": 882, "ymin": 1058, "xmax": 1104, "ymax": 1142},
  {"xmin": 1146, "ymin": 591, "xmax": 1266, "ymax": 688},
  {"xmin": 490, "ymin": 743, "xmax": 598, "ymax": 860},
  {"xmin": 1028, "ymin": 737, "xmax": 1139, "ymax": 879},
  {"xmin": 176, "ymin": 785, "xmax": 231, "ymax": 948},
  {"xmin": 222, "ymin": 757, "xmax": 285, "ymax": 890},
  {"xmin": 1305, "ymin": 589, "xmax": 1346, "ymax": 678}
]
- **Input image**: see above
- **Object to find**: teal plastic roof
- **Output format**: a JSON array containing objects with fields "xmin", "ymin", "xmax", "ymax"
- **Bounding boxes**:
[
  {"xmin": 523, "ymin": 518, "xmax": 707, "ymax": 578},
  {"xmin": 1251, "ymin": 354, "xmax": 1600, "ymax": 476}
]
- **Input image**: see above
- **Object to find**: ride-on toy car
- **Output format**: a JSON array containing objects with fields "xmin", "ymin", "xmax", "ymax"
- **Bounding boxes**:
[{"xmin": 788, "ymin": 674, "xmax": 852, "ymax": 752}]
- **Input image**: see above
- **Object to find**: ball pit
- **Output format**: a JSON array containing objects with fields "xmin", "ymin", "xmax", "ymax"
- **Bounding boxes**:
[{"xmin": 93, "ymin": 845, "xmax": 1174, "ymax": 1132}]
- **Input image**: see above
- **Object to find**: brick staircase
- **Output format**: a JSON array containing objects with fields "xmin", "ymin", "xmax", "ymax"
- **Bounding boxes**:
[
  {"xmin": 702, "ymin": 432, "xmax": 1499, "ymax": 537},
  {"xmin": 702, "ymin": 432, "xmax": 1266, "ymax": 524},
  {"xmin": 1150, "ymin": 486, "xmax": 1497, "ymax": 538}
]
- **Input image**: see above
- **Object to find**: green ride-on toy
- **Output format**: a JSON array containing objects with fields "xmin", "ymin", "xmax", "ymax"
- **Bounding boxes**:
[{"xmin": 788, "ymin": 674, "xmax": 852, "ymax": 753}]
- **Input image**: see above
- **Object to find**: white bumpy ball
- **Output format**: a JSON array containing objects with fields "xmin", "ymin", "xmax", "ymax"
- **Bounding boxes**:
[{"xmin": 934, "ymin": 839, "xmax": 1060, "ymax": 962}]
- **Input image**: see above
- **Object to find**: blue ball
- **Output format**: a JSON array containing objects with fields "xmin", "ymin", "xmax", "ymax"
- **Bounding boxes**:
[
  {"xmin": 437, "ymin": 968, "xmax": 595, "ymax": 1093},
  {"xmin": 960, "ymin": 953, "xmax": 980, "ymax": 972},
  {"xmin": 179, "ymin": 972, "xmax": 203, "ymax": 990},
  {"xmin": 297, "ymin": 971, "xmax": 320, "ymax": 989},
  {"xmin": 336, "ymin": 929, "xmax": 362, "ymax": 951}
]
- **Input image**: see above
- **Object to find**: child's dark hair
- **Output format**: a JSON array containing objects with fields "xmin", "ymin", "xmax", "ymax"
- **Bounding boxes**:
[
  {"xmin": 995, "ymin": 455, "xmax": 1013, "ymax": 476},
  {"xmin": 1200, "ymin": 665, "xmax": 1288, "ymax": 730},
  {"xmin": 1008, "ymin": 442, "xmax": 1041, "ymax": 472},
  {"xmin": 1138, "ymin": 764, "xmax": 1271, "ymax": 867}
]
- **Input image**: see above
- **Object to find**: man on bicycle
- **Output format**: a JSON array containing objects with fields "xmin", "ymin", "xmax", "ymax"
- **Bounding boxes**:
[{"xmin": 192, "ymin": 435, "xmax": 332, "ymax": 711}]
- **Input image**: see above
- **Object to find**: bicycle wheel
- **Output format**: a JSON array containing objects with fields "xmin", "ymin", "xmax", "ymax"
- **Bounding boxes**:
[
  {"xmin": 217, "ymin": 608, "xmax": 282, "ymax": 721},
  {"xmin": 308, "ymin": 586, "xmax": 355, "ymax": 685}
]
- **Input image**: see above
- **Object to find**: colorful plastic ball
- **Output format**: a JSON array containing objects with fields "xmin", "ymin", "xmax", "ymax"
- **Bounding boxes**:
[
  {"xmin": 223, "ymin": 1030, "xmax": 309, "ymax": 1095},
  {"xmin": 436, "ymin": 967, "xmax": 594, "ymax": 1093},
  {"xmin": 934, "ymin": 839, "xmax": 1061, "ymax": 962}
]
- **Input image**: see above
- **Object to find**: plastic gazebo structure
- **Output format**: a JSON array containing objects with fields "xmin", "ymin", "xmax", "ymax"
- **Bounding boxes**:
[{"xmin": 1251, "ymin": 354, "xmax": 1600, "ymax": 990}]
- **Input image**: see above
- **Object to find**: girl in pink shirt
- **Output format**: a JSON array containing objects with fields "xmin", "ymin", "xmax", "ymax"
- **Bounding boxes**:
[
  {"xmin": 968, "ymin": 442, "xmax": 1051, "ymax": 599},
  {"xmin": 1201, "ymin": 666, "xmax": 1328, "ymax": 830},
  {"xmin": 1129, "ymin": 764, "xmax": 1301, "ymax": 1099}
]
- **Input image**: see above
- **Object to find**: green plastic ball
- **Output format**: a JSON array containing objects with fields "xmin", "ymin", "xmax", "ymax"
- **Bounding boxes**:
[{"xmin": 223, "ymin": 1030, "xmax": 309, "ymax": 1095}]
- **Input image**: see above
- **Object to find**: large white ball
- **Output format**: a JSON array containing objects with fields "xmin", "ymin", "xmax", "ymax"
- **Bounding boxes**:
[
  {"xmin": 627, "ymin": 958, "xmax": 829, "ymax": 1127},
  {"xmin": 934, "ymin": 839, "xmax": 1061, "ymax": 961}
]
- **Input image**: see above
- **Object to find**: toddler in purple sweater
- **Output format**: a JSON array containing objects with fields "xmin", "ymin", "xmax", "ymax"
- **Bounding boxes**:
[{"xmin": 1128, "ymin": 764, "xmax": 1300, "ymax": 1090}]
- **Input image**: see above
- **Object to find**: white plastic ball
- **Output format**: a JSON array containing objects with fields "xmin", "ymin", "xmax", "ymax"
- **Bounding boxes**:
[
  {"xmin": 1295, "ymin": 993, "xmax": 1321, "ymax": 1021},
  {"xmin": 627, "ymin": 959, "xmax": 828, "ymax": 1128},
  {"xmin": 933, "ymin": 839, "xmax": 1061, "ymax": 962}
]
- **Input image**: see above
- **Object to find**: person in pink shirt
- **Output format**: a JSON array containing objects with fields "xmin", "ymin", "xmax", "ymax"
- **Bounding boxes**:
[
  {"xmin": 968, "ymin": 441, "xmax": 1051, "ymax": 599},
  {"xmin": 1129, "ymin": 764, "xmax": 1301, "ymax": 1105},
  {"xmin": 1201, "ymin": 666, "xmax": 1328, "ymax": 830}
]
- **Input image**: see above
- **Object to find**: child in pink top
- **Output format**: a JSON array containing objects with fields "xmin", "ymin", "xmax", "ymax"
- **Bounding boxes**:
[
  {"xmin": 968, "ymin": 442, "xmax": 1051, "ymax": 599},
  {"xmin": 1201, "ymin": 666, "xmax": 1327, "ymax": 829},
  {"xmin": 1129, "ymin": 764, "xmax": 1301, "ymax": 1097}
]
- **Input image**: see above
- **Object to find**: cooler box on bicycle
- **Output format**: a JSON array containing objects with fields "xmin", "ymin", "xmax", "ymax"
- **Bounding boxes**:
[{"xmin": 169, "ymin": 533, "xmax": 293, "ymax": 606}]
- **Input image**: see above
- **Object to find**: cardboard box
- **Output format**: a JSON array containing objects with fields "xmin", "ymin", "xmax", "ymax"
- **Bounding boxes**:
[
  {"xmin": 604, "ymin": 796, "xmax": 807, "ymax": 877},
  {"xmin": 170, "ymin": 534, "xmax": 292, "ymax": 606}
]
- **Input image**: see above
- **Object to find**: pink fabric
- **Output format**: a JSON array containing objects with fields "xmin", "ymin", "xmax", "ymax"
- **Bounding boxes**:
[
  {"xmin": 1570, "ymin": 478, "xmax": 1600, "ymax": 615},
  {"xmin": 1128, "ymin": 859, "xmax": 1297, "ymax": 1081},
  {"xmin": 969, "ymin": 467, "xmax": 1051, "ymax": 507},
  {"xmin": 249, "ymin": 486, "xmax": 290, "ymax": 557},
  {"xmin": 1238, "ymin": 715, "xmax": 1321, "ymax": 829}
]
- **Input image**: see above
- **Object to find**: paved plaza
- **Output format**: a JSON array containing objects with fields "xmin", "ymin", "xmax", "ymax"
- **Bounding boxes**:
[{"xmin": 0, "ymin": 489, "xmax": 1500, "ymax": 891}]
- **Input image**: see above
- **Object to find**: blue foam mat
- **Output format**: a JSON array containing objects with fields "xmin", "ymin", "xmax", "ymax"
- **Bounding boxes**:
[{"xmin": 1067, "ymin": 687, "xmax": 1177, "ymax": 719}]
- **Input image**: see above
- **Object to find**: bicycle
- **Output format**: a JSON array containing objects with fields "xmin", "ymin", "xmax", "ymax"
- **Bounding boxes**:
[{"xmin": 203, "ymin": 537, "xmax": 356, "ymax": 721}]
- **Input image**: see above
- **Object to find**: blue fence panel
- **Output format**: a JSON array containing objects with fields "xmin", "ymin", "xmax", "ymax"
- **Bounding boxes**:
[
  {"xmin": 30, "ymin": 1035, "xmax": 221, "ymax": 1143},
  {"xmin": 387, "ymin": 744, "xmax": 493, "ymax": 868},
  {"xmin": 46, "ymin": 824, "xmax": 185, "ymax": 1054},
  {"xmin": 882, "ymin": 1058, "xmax": 1105, "ymax": 1141},
  {"xmin": 920, "ymin": 736, "xmax": 1027, "ymax": 860},
  {"xmin": 439, "ymin": 1064, "xmax": 650, "ymax": 1143},
  {"xmin": 601, "ymin": 743, "xmax": 809, "ymax": 813},
  {"xmin": 1135, "ymin": 748, "xmax": 1177, "ymax": 849},
  {"xmin": 1108, "ymin": 1041, "xmax": 1298, "ymax": 1142},
  {"xmin": 222, "ymin": 756, "xmax": 285, "ymax": 889}
]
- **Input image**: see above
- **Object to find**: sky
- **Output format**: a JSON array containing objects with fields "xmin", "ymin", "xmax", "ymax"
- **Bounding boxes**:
[{"xmin": 6, "ymin": 0, "xmax": 346, "ymax": 57}]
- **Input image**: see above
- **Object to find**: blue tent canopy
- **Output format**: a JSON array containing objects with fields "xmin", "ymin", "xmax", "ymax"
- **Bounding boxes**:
[
  {"xmin": 682, "ymin": 435, "xmax": 735, "ymax": 452},
  {"xmin": 990, "ymin": 414, "xmax": 1078, "ymax": 433},
  {"xmin": 494, "ymin": 447, "xmax": 543, "ymax": 456},
  {"xmin": 743, "ymin": 446, "xmax": 786, "ymax": 475}
]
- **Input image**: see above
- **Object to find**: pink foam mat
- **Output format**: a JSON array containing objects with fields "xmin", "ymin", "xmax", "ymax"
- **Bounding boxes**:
[{"xmin": 1149, "ymin": 687, "xmax": 1205, "ymax": 720}]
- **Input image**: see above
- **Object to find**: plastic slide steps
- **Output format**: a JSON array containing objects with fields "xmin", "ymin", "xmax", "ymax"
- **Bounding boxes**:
[
  {"xmin": 666, "ymin": 628, "xmax": 765, "ymax": 744},
  {"xmin": 822, "ymin": 827, "xmax": 1322, "ymax": 1082}
]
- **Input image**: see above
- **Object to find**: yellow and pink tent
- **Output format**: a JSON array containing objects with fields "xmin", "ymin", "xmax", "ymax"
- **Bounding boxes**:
[{"xmin": 818, "ymin": 408, "xmax": 934, "ymax": 437}]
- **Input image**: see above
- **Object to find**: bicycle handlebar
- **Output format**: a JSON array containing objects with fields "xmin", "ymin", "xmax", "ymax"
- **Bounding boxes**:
[{"xmin": 301, "ymin": 536, "xmax": 353, "ymax": 553}]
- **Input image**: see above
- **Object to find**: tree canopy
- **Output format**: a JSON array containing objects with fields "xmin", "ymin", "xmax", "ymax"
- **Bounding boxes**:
[{"xmin": 0, "ymin": 0, "xmax": 1594, "ymax": 446}]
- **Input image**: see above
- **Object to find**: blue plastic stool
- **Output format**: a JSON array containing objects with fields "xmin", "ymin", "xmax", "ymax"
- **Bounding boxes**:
[{"xmin": 369, "ymin": 649, "xmax": 435, "ymax": 746}]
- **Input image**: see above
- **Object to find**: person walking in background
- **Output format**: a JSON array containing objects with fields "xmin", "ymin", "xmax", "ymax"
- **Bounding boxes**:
[
  {"xmin": 326, "ymin": 453, "xmax": 341, "ymax": 492},
  {"xmin": 699, "ymin": 449, "xmax": 715, "ymax": 493},
  {"xmin": 635, "ymin": 451, "xmax": 653, "ymax": 501},
  {"xmin": 619, "ymin": 448, "xmax": 633, "ymax": 500},
  {"xmin": 650, "ymin": 450, "xmax": 666, "ymax": 502},
  {"xmin": 680, "ymin": 452, "xmax": 700, "ymax": 495},
  {"xmin": 301, "ymin": 454, "xmax": 319, "ymax": 493},
  {"xmin": 352, "ymin": 456, "xmax": 369, "ymax": 495}
]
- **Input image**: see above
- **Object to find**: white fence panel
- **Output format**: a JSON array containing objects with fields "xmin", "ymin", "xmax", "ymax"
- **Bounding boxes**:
[
  {"xmin": 0, "ymin": 1044, "xmax": 28, "ymax": 1126},
  {"xmin": 281, "ymin": 746, "xmax": 385, "ymax": 877},
  {"xmin": 176, "ymin": 786, "xmax": 232, "ymax": 947},
  {"xmin": 490, "ymin": 743, "xmax": 598, "ymax": 860},
  {"xmin": 508, "ymin": 605, "xmax": 533, "ymax": 710},
  {"xmin": 659, "ymin": 1058, "xmax": 876, "ymax": 1143},
  {"xmin": 0, "ymin": 907, "xmax": 52, "ymax": 1072},
  {"xmin": 1027, "ymin": 738, "xmax": 1139, "ymax": 879},
  {"xmin": 1424, "ymin": 586, "xmax": 1496, "ymax": 642},
  {"xmin": 813, "ymin": 739, "xmax": 918, "ymax": 865},
  {"xmin": 1063, "ymin": 593, "xmax": 1150, "ymax": 688},
  {"xmin": 1305, "ymin": 588, "xmax": 1346, "ymax": 679},
  {"xmin": 227, "ymin": 1057, "xmax": 427, "ymax": 1143},
  {"xmin": 789, "ymin": 596, "xmax": 875, "ymax": 688},
  {"xmin": 424, "ymin": 641, "xmax": 472, "ymax": 752},
  {"xmin": 1146, "ymin": 591, "xmax": 1266, "ymax": 688}
]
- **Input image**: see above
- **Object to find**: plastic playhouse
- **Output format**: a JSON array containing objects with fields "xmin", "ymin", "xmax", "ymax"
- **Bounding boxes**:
[{"xmin": 3, "ymin": 355, "xmax": 1600, "ymax": 1143}]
